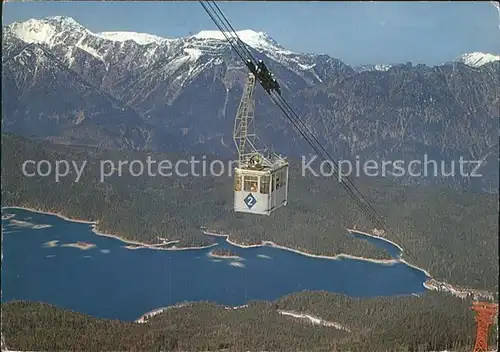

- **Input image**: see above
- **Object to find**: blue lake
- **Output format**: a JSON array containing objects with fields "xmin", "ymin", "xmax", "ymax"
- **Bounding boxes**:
[{"xmin": 1, "ymin": 207, "xmax": 429, "ymax": 321}]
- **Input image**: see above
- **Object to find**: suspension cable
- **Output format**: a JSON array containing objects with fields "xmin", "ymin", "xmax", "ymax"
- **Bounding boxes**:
[{"xmin": 199, "ymin": 0, "xmax": 419, "ymax": 264}]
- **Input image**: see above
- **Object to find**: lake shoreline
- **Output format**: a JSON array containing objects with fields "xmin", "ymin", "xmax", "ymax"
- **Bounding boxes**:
[
  {"xmin": 7, "ymin": 205, "xmax": 486, "ymax": 320},
  {"xmin": 345, "ymin": 228, "xmax": 404, "ymax": 253},
  {"xmin": 135, "ymin": 304, "xmax": 350, "ymax": 332},
  {"xmin": 4, "ymin": 205, "xmax": 494, "ymax": 325},
  {"xmin": 202, "ymin": 231, "xmax": 400, "ymax": 265},
  {"xmin": 3, "ymin": 205, "xmax": 425, "ymax": 267},
  {"xmin": 2, "ymin": 206, "xmax": 216, "ymax": 252},
  {"xmin": 135, "ymin": 303, "xmax": 249, "ymax": 323},
  {"xmin": 2, "ymin": 205, "xmax": 431, "ymax": 281},
  {"xmin": 345, "ymin": 229, "xmax": 433, "ymax": 278},
  {"xmin": 4, "ymin": 206, "xmax": 400, "ymax": 263}
]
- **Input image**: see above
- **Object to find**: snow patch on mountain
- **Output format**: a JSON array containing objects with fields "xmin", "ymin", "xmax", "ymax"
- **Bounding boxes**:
[
  {"xmin": 4, "ymin": 16, "xmax": 323, "ymax": 74},
  {"xmin": 355, "ymin": 64, "xmax": 393, "ymax": 72},
  {"xmin": 9, "ymin": 18, "xmax": 58, "ymax": 45},
  {"xmin": 457, "ymin": 52, "xmax": 500, "ymax": 67},
  {"xmin": 76, "ymin": 42, "xmax": 105, "ymax": 63},
  {"xmin": 94, "ymin": 31, "xmax": 168, "ymax": 45},
  {"xmin": 183, "ymin": 47, "xmax": 202, "ymax": 62},
  {"xmin": 193, "ymin": 29, "xmax": 289, "ymax": 53},
  {"xmin": 194, "ymin": 29, "xmax": 266, "ymax": 46},
  {"xmin": 7, "ymin": 16, "xmax": 87, "ymax": 45}
]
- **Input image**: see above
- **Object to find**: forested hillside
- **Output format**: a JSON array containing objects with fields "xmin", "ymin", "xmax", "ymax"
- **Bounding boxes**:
[
  {"xmin": 2, "ymin": 291, "xmax": 495, "ymax": 351},
  {"xmin": 1, "ymin": 133, "xmax": 498, "ymax": 291}
]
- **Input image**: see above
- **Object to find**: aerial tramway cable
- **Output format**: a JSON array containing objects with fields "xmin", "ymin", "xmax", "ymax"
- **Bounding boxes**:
[
  {"xmin": 201, "ymin": 1, "xmax": 390, "ymax": 231},
  {"xmin": 200, "ymin": 0, "xmax": 405, "ymax": 252},
  {"xmin": 205, "ymin": 4, "xmax": 395, "ymax": 248},
  {"xmin": 272, "ymin": 92, "xmax": 397, "ymax": 239},
  {"xmin": 201, "ymin": 0, "xmax": 401, "ymax": 244},
  {"xmin": 199, "ymin": 0, "xmax": 420, "ymax": 264},
  {"xmin": 209, "ymin": 1, "xmax": 395, "ymax": 242}
]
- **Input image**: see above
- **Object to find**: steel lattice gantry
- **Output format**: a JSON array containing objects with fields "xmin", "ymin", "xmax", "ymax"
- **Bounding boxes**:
[{"xmin": 233, "ymin": 73, "xmax": 288, "ymax": 216}]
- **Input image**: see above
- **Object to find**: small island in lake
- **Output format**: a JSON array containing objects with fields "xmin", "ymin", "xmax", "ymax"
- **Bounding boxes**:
[
  {"xmin": 209, "ymin": 248, "xmax": 241, "ymax": 259},
  {"xmin": 43, "ymin": 240, "xmax": 59, "ymax": 248},
  {"xmin": 8, "ymin": 219, "xmax": 52, "ymax": 229},
  {"xmin": 60, "ymin": 241, "xmax": 96, "ymax": 250}
]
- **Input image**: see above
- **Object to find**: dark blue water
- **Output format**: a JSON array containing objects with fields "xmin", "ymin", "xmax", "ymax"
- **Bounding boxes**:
[{"xmin": 1, "ymin": 207, "xmax": 429, "ymax": 321}]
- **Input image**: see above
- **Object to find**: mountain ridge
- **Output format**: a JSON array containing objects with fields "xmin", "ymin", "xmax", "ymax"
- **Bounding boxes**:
[
  {"xmin": 5, "ymin": 16, "xmax": 499, "ymax": 68},
  {"xmin": 2, "ymin": 16, "xmax": 499, "ymax": 192}
]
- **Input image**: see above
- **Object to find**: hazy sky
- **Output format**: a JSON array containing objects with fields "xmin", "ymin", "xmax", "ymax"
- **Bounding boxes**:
[{"xmin": 2, "ymin": 1, "xmax": 499, "ymax": 66}]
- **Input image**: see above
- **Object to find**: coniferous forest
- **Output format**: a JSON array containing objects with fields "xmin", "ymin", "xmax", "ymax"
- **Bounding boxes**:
[
  {"xmin": 2, "ymin": 134, "xmax": 497, "ymax": 292},
  {"xmin": 1, "ymin": 133, "xmax": 499, "ymax": 351},
  {"xmin": 2, "ymin": 291, "xmax": 498, "ymax": 351}
]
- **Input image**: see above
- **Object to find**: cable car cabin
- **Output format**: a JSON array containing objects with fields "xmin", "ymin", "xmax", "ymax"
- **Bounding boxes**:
[{"xmin": 233, "ymin": 155, "xmax": 289, "ymax": 216}]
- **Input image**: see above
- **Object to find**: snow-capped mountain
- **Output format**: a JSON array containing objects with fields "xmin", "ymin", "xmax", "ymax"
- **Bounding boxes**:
[
  {"xmin": 355, "ymin": 52, "xmax": 500, "ymax": 72},
  {"xmin": 94, "ymin": 31, "xmax": 168, "ymax": 45},
  {"xmin": 2, "ymin": 16, "xmax": 499, "ymax": 191},
  {"xmin": 456, "ymin": 52, "xmax": 500, "ymax": 68},
  {"xmin": 2, "ymin": 15, "xmax": 354, "ymax": 151},
  {"xmin": 3, "ymin": 16, "xmax": 350, "ymax": 90}
]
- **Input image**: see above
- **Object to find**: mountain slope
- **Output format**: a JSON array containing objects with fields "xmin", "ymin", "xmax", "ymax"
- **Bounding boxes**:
[
  {"xmin": 2, "ymin": 292, "xmax": 483, "ymax": 352},
  {"xmin": 2, "ymin": 31, "xmax": 149, "ymax": 149},
  {"xmin": 2, "ymin": 16, "xmax": 499, "ymax": 190}
]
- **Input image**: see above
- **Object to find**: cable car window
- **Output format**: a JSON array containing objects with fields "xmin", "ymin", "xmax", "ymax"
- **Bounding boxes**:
[
  {"xmin": 271, "ymin": 174, "xmax": 275, "ymax": 192},
  {"xmin": 276, "ymin": 173, "xmax": 281, "ymax": 189},
  {"xmin": 282, "ymin": 170, "xmax": 286, "ymax": 186},
  {"xmin": 234, "ymin": 175, "xmax": 242, "ymax": 191},
  {"xmin": 260, "ymin": 175, "xmax": 270, "ymax": 194},
  {"xmin": 244, "ymin": 175, "xmax": 258, "ymax": 192}
]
